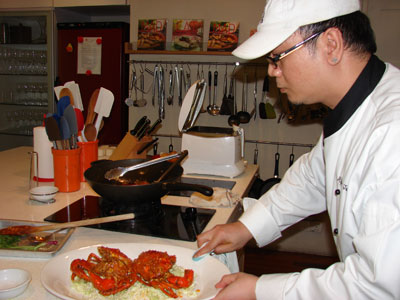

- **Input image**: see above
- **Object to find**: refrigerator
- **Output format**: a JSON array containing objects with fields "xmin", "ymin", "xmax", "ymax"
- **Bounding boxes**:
[
  {"xmin": 0, "ymin": 10, "xmax": 55, "ymax": 151},
  {"xmin": 57, "ymin": 22, "xmax": 129, "ymax": 145}
]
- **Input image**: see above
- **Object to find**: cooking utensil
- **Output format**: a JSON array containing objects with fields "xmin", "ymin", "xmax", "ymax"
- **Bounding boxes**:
[
  {"xmin": 136, "ymin": 119, "xmax": 151, "ymax": 140},
  {"xmin": 84, "ymin": 158, "xmax": 213, "ymax": 208},
  {"xmin": 289, "ymin": 152, "xmax": 295, "ymax": 167},
  {"xmin": 264, "ymin": 74, "xmax": 276, "ymax": 119},
  {"xmin": 228, "ymin": 77, "xmax": 240, "ymax": 126},
  {"xmin": 237, "ymin": 73, "xmax": 251, "ymax": 123},
  {"xmin": 104, "ymin": 151, "xmax": 183, "ymax": 181},
  {"xmin": 85, "ymin": 89, "xmax": 99, "ymax": 126},
  {"xmin": 219, "ymin": 68, "xmax": 231, "ymax": 115},
  {"xmin": 130, "ymin": 116, "xmax": 147, "ymax": 136},
  {"xmin": 59, "ymin": 88, "xmax": 74, "ymax": 107},
  {"xmin": 178, "ymin": 66, "xmax": 183, "ymax": 106},
  {"xmin": 146, "ymin": 118, "xmax": 162, "ymax": 136},
  {"xmin": 56, "ymin": 96, "xmax": 70, "ymax": 117},
  {"xmin": 0, "ymin": 214, "xmax": 135, "ymax": 236},
  {"xmin": 259, "ymin": 152, "xmax": 281, "ymax": 195},
  {"xmin": 158, "ymin": 65, "xmax": 165, "ymax": 119},
  {"xmin": 133, "ymin": 69, "xmax": 147, "ymax": 107},
  {"xmin": 180, "ymin": 79, "xmax": 207, "ymax": 132},
  {"xmin": 136, "ymin": 137, "xmax": 159, "ymax": 155},
  {"xmin": 63, "ymin": 105, "xmax": 78, "ymax": 149},
  {"xmin": 124, "ymin": 70, "xmax": 135, "ymax": 106},
  {"xmin": 156, "ymin": 150, "xmax": 188, "ymax": 182},
  {"xmin": 74, "ymin": 108, "xmax": 84, "ymax": 139},
  {"xmin": 44, "ymin": 115, "xmax": 62, "ymax": 149},
  {"xmin": 210, "ymin": 70, "xmax": 220, "ymax": 115},
  {"xmin": 259, "ymin": 75, "xmax": 268, "ymax": 119},
  {"xmin": 167, "ymin": 69, "xmax": 174, "ymax": 105},
  {"xmin": 93, "ymin": 87, "xmax": 114, "ymax": 140},
  {"xmin": 252, "ymin": 76, "xmax": 258, "ymax": 120},
  {"xmin": 207, "ymin": 70, "xmax": 213, "ymax": 114}
]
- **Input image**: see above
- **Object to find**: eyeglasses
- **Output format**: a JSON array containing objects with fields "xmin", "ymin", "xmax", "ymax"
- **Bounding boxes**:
[{"xmin": 266, "ymin": 31, "xmax": 323, "ymax": 68}]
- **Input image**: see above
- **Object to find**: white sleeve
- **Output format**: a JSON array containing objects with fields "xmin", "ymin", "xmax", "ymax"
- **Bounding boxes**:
[{"xmin": 239, "ymin": 134, "xmax": 327, "ymax": 247}]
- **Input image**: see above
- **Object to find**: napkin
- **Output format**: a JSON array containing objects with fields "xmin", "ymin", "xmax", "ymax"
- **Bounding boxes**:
[{"xmin": 189, "ymin": 187, "xmax": 241, "ymax": 208}]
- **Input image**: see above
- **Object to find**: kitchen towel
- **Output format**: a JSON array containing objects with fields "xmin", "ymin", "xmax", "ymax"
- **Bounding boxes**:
[{"xmin": 33, "ymin": 126, "xmax": 54, "ymax": 181}]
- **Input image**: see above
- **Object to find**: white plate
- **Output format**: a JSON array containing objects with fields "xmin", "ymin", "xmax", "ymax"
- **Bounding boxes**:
[{"xmin": 41, "ymin": 243, "xmax": 230, "ymax": 300}]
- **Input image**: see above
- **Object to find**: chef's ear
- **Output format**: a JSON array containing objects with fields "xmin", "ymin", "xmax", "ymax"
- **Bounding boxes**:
[{"xmin": 322, "ymin": 27, "xmax": 344, "ymax": 65}]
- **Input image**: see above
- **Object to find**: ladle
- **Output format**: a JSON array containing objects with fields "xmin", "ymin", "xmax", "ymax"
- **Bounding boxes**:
[
  {"xmin": 133, "ymin": 69, "xmax": 147, "ymax": 107},
  {"xmin": 124, "ymin": 69, "xmax": 135, "ymax": 106},
  {"xmin": 209, "ymin": 70, "xmax": 220, "ymax": 115},
  {"xmin": 206, "ymin": 70, "xmax": 213, "ymax": 114},
  {"xmin": 228, "ymin": 77, "xmax": 240, "ymax": 126}
]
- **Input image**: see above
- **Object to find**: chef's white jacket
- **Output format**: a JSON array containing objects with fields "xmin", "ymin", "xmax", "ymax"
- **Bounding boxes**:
[{"xmin": 240, "ymin": 56, "xmax": 400, "ymax": 299}]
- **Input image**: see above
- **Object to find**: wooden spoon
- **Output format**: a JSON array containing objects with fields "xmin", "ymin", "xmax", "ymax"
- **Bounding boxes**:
[
  {"xmin": 59, "ymin": 87, "xmax": 75, "ymax": 107},
  {"xmin": 0, "ymin": 213, "xmax": 135, "ymax": 236},
  {"xmin": 85, "ymin": 88, "xmax": 100, "ymax": 126},
  {"xmin": 84, "ymin": 123, "xmax": 97, "ymax": 142}
]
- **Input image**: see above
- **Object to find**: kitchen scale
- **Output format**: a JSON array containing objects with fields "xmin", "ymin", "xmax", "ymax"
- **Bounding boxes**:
[
  {"xmin": 44, "ymin": 195, "xmax": 215, "ymax": 242},
  {"xmin": 179, "ymin": 80, "xmax": 246, "ymax": 178}
]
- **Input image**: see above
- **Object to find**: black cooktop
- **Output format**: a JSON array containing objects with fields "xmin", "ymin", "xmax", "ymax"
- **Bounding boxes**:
[{"xmin": 44, "ymin": 195, "xmax": 216, "ymax": 242}]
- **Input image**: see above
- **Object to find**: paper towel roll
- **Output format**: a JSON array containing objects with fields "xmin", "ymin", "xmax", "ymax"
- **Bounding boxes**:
[{"xmin": 33, "ymin": 126, "xmax": 54, "ymax": 181}]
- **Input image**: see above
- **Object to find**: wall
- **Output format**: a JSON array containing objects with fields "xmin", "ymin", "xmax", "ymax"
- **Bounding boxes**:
[{"xmin": 129, "ymin": 0, "xmax": 323, "ymax": 181}]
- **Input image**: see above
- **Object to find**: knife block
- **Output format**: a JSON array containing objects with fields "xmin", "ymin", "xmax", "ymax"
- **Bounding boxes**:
[{"xmin": 109, "ymin": 132, "xmax": 151, "ymax": 161}]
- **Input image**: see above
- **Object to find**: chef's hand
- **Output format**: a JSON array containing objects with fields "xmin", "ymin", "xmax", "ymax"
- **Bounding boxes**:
[
  {"xmin": 193, "ymin": 221, "xmax": 252, "ymax": 258},
  {"xmin": 213, "ymin": 272, "xmax": 258, "ymax": 300}
]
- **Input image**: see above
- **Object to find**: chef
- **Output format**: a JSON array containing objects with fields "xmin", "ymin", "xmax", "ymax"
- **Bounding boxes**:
[{"xmin": 193, "ymin": 0, "xmax": 400, "ymax": 299}]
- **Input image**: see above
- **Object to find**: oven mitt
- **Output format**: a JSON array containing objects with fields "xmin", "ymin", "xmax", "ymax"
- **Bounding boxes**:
[{"xmin": 189, "ymin": 187, "xmax": 241, "ymax": 207}]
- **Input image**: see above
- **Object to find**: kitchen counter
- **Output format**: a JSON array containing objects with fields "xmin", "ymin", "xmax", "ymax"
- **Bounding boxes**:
[{"xmin": 0, "ymin": 146, "xmax": 258, "ymax": 299}]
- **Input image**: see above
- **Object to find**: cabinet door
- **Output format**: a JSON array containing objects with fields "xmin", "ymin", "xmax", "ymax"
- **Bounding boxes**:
[
  {"xmin": 0, "ymin": 0, "xmax": 52, "ymax": 9},
  {"xmin": 0, "ymin": 11, "xmax": 54, "ymax": 150},
  {"xmin": 53, "ymin": 0, "xmax": 127, "ymax": 7},
  {"xmin": 364, "ymin": 0, "xmax": 400, "ymax": 67}
]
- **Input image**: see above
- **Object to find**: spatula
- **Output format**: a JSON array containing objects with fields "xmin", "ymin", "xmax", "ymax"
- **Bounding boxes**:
[
  {"xmin": 93, "ymin": 87, "xmax": 114, "ymax": 140},
  {"xmin": 63, "ymin": 105, "xmax": 78, "ymax": 148},
  {"xmin": 44, "ymin": 115, "xmax": 63, "ymax": 149},
  {"xmin": 59, "ymin": 88, "xmax": 74, "ymax": 107},
  {"xmin": 0, "ymin": 213, "xmax": 135, "ymax": 236},
  {"xmin": 57, "ymin": 96, "xmax": 70, "ymax": 117}
]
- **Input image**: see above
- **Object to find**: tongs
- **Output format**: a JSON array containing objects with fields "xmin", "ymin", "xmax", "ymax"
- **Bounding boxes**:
[{"xmin": 104, "ymin": 151, "xmax": 184, "ymax": 181}]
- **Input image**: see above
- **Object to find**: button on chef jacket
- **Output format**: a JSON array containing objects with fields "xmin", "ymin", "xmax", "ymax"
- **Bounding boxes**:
[{"xmin": 240, "ymin": 55, "xmax": 400, "ymax": 299}]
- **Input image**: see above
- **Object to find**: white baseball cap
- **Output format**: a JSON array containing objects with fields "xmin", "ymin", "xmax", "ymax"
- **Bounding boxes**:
[{"xmin": 232, "ymin": 0, "xmax": 360, "ymax": 60}]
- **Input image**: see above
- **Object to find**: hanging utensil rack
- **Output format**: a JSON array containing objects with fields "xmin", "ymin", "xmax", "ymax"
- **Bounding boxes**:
[
  {"xmin": 152, "ymin": 133, "xmax": 314, "ymax": 149},
  {"xmin": 128, "ymin": 59, "xmax": 266, "ymax": 68}
]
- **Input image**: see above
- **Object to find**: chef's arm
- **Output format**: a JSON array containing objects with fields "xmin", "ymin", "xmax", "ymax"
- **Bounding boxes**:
[{"xmin": 240, "ymin": 134, "xmax": 327, "ymax": 247}]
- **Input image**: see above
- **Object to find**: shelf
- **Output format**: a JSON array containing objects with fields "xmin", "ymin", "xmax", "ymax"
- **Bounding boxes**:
[
  {"xmin": 0, "ymin": 102, "xmax": 48, "ymax": 107},
  {"xmin": 124, "ymin": 42, "xmax": 233, "ymax": 56}
]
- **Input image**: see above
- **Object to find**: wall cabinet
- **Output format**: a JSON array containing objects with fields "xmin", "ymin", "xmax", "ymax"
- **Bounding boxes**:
[{"xmin": 0, "ymin": 1, "xmax": 52, "ymax": 9}]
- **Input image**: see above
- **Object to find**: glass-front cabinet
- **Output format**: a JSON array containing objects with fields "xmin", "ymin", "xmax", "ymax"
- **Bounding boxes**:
[{"xmin": 0, "ymin": 10, "xmax": 54, "ymax": 150}]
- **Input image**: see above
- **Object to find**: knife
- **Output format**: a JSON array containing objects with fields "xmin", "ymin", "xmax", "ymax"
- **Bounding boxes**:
[
  {"xmin": 130, "ymin": 116, "xmax": 147, "ymax": 136},
  {"xmin": 136, "ymin": 138, "xmax": 159, "ymax": 155}
]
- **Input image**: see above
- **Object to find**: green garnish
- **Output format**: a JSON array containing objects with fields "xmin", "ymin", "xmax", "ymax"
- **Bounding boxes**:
[{"xmin": 0, "ymin": 235, "xmax": 46, "ymax": 251}]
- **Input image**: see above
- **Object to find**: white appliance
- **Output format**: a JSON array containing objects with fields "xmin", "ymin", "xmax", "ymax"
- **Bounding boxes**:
[{"xmin": 178, "ymin": 80, "xmax": 245, "ymax": 178}]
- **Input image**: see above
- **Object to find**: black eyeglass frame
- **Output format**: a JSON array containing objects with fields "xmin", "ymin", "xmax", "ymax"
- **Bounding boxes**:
[{"xmin": 266, "ymin": 31, "xmax": 323, "ymax": 67}]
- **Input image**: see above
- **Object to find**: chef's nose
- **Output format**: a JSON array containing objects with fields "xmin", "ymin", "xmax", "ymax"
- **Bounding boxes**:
[{"xmin": 268, "ymin": 63, "xmax": 281, "ymax": 78}]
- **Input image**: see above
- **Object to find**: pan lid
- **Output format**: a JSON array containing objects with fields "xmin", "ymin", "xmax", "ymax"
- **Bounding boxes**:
[{"xmin": 178, "ymin": 79, "xmax": 207, "ymax": 132}]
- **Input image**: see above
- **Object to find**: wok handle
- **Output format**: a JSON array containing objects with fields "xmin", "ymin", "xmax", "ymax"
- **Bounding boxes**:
[{"xmin": 162, "ymin": 182, "xmax": 213, "ymax": 196}]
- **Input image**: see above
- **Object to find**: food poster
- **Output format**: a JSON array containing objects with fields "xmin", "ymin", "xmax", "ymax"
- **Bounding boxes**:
[
  {"xmin": 172, "ymin": 19, "xmax": 204, "ymax": 51},
  {"xmin": 207, "ymin": 21, "xmax": 240, "ymax": 52},
  {"xmin": 77, "ymin": 37, "xmax": 102, "ymax": 75},
  {"xmin": 137, "ymin": 19, "xmax": 167, "ymax": 50}
]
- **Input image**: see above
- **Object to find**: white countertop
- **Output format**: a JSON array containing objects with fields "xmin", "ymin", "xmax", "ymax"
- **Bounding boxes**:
[{"xmin": 0, "ymin": 146, "xmax": 258, "ymax": 299}]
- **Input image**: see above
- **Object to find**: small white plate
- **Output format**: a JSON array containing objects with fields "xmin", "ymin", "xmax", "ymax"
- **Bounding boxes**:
[
  {"xmin": 29, "ymin": 186, "xmax": 58, "ymax": 202},
  {"xmin": 0, "ymin": 268, "xmax": 31, "ymax": 300}
]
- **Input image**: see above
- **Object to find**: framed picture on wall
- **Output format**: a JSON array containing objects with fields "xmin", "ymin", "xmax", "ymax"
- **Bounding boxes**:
[
  {"xmin": 207, "ymin": 21, "xmax": 240, "ymax": 52},
  {"xmin": 172, "ymin": 19, "xmax": 204, "ymax": 51},
  {"xmin": 137, "ymin": 19, "xmax": 167, "ymax": 50}
]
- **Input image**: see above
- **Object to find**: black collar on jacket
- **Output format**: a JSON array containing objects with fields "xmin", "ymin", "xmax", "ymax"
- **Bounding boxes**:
[{"xmin": 323, "ymin": 55, "xmax": 386, "ymax": 138}]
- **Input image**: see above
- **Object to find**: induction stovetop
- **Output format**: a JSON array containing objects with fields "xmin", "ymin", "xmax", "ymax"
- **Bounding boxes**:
[{"xmin": 44, "ymin": 195, "xmax": 216, "ymax": 242}]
